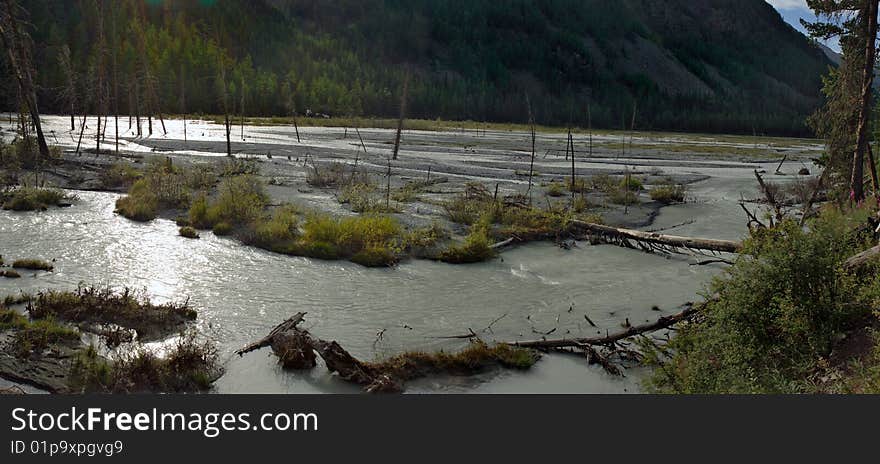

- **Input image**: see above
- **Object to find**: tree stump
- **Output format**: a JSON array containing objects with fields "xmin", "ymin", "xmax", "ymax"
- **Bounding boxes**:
[{"xmin": 271, "ymin": 331, "xmax": 317, "ymax": 369}]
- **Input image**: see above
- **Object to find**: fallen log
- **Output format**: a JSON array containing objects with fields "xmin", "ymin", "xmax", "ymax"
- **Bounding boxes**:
[
  {"xmin": 570, "ymin": 220, "xmax": 741, "ymax": 254},
  {"xmin": 235, "ymin": 312, "xmax": 396, "ymax": 391},
  {"xmin": 235, "ymin": 312, "xmax": 306, "ymax": 356},
  {"xmin": 238, "ymin": 314, "xmax": 541, "ymax": 393},
  {"xmin": 844, "ymin": 244, "xmax": 880, "ymax": 271},
  {"xmin": 489, "ymin": 237, "xmax": 517, "ymax": 250},
  {"xmin": 508, "ymin": 304, "xmax": 701, "ymax": 350}
]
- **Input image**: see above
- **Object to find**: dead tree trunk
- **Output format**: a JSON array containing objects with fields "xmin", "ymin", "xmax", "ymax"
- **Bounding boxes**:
[
  {"xmin": 58, "ymin": 46, "xmax": 77, "ymax": 132},
  {"xmin": 0, "ymin": 0, "xmax": 49, "ymax": 160},
  {"xmin": 180, "ymin": 63, "xmax": 186, "ymax": 144},
  {"xmin": 850, "ymin": 0, "xmax": 879, "ymax": 203},
  {"xmin": 868, "ymin": 144, "xmax": 879, "ymax": 198},
  {"xmin": 391, "ymin": 72, "xmax": 409, "ymax": 161},
  {"xmin": 571, "ymin": 220, "xmax": 742, "ymax": 254},
  {"xmin": 754, "ymin": 169, "xmax": 783, "ymax": 222},
  {"xmin": 111, "ymin": 3, "xmax": 119, "ymax": 153},
  {"xmin": 95, "ymin": 16, "xmax": 104, "ymax": 153},
  {"xmin": 509, "ymin": 304, "xmax": 701, "ymax": 349},
  {"xmin": 525, "ymin": 94, "xmax": 536, "ymax": 202}
]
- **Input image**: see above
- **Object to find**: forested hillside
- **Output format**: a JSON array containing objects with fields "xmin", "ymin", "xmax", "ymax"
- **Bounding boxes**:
[{"xmin": 10, "ymin": 0, "xmax": 833, "ymax": 135}]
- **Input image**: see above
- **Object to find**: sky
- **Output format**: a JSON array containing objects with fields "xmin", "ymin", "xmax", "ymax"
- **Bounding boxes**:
[{"xmin": 766, "ymin": 0, "xmax": 841, "ymax": 52}]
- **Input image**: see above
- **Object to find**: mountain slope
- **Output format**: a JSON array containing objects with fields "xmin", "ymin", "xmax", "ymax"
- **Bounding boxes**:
[{"xmin": 17, "ymin": 0, "xmax": 833, "ymax": 135}]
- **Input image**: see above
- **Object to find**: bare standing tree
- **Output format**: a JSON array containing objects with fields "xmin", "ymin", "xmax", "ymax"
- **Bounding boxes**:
[
  {"xmin": 391, "ymin": 71, "xmax": 409, "ymax": 161},
  {"xmin": 57, "ymin": 45, "xmax": 78, "ymax": 131},
  {"xmin": 850, "ymin": 0, "xmax": 879, "ymax": 202},
  {"xmin": 94, "ymin": 0, "xmax": 106, "ymax": 154},
  {"xmin": 0, "ymin": 0, "xmax": 50, "ymax": 160},
  {"xmin": 525, "ymin": 94, "xmax": 537, "ymax": 203}
]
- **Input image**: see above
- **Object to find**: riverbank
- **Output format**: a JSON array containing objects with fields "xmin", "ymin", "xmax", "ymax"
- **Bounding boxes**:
[{"xmin": 0, "ymin": 115, "xmax": 819, "ymax": 393}]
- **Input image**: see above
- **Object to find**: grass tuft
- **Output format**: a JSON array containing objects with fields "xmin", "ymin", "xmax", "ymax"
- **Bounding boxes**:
[{"xmin": 12, "ymin": 259, "xmax": 53, "ymax": 271}]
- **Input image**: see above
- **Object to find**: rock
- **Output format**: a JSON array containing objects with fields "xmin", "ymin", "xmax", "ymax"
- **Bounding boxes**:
[{"xmin": 798, "ymin": 168, "xmax": 810, "ymax": 175}]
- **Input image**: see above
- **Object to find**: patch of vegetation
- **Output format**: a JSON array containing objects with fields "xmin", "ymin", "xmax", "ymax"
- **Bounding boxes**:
[
  {"xmin": 650, "ymin": 182, "xmax": 687, "ymax": 204},
  {"xmin": 12, "ymin": 259, "xmax": 53, "ymax": 271},
  {"xmin": 391, "ymin": 181, "xmax": 425, "ymax": 203},
  {"xmin": 2, "ymin": 293, "xmax": 33, "ymax": 307},
  {"xmin": 188, "ymin": 175, "xmax": 268, "ymax": 229},
  {"xmin": 338, "ymin": 181, "xmax": 399, "ymax": 213},
  {"xmin": 438, "ymin": 217, "xmax": 496, "ymax": 264},
  {"xmin": 212, "ymin": 222, "xmax": 233, "ymax": 236},
  {"xmin": 100, "ymin": 162, "xmax": 141, "ymax": 189},
  {"xmin": 0, "ymin": 308, "xmax": 28, "ymax": 331},
  {"xmin": 69, "ymin": 334, "xmax": 220, "ymax": 393},
  {"xmin": 306, "ymin": 162, "xmax": 347, "ymax": 188},
  {"xmin": 243, "ymin": 205, "xmax": 301, "ymax": 251},
  {"xmin": 9, "ymin": 317, "xmax": 80, "ymax": 358},
  {"xmin": 1, "ymin": 308, "xmax": 79, "ymax": 358},
  {"xmin": 608, "ymin": 189, "xmax": 640, "ymax": 205},
  {"xmin": 220, "ymin": 158, "xmax": 260, "ymax": 177},
  {"xmin": 115, "ymin": 160, "xmax": 212, "ymax": 221},
  {"xmin": 179, "ymin": 226, "xmax": 200, "ymax": 239},
  {"xmin": 645, "ymin": 206, "xmax": 878, "ymax": 393},
  {"xmin": 1, "ymin": 187, "xmax": 70, "ymax": 211},
  {"xmin": 545, "ymin": 181, "xmax": 566, "ymax": 197},
  {"xmin": 1, "ymin": 270, "xmax": 21, "ymax": 279},
  {"xmin": 368, "ymin": 341, "xmax": 539, "ymax": 381},
  {"xmin": 297, "ymin": 214, "xmax": 402, "ymax": 266},
  {"xmin": 27, "ymin": 286, "xmax": 197, "ymax": 341}
]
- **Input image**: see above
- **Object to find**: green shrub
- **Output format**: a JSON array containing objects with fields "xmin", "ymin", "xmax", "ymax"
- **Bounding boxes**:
[
  {"xmin": 0, "ymin": 308, "xmax": 27, "ymax": 331},
  {"xmin": 205, "ymin": 175, "xmax": 268, "ymax": 226},
  {"xmin": 100, "ymin": 163, "xmax": 141, "ymax": 189},
  {"xmin": 2, "ymin": 187, "xmax": 69, "ymax": 211},
  {"xmin": 608, "ymin": 189, "xmax": 639, "ymax": 205},
  {"xmin": 351, "ymin": 245, "xmax": 398, "ymax": 267},
  {"xmin": 438, "ymin": 217, "xmax": 496, "ymax": 264},
  {"xmin": 179, "ymin": 226, "xmax": 200, "ymax": 239},
  {"xmin": 212, "ymin": 222, "xmax": 233, "ymax": 236},
  {"xmin": 620, "ymin": 176, "xmax": 643, "ymax": 192},
  {"xmin": 247, "ymin": 206, "xmax": 300, "ymax": 250},
  {"xmin": 188, "ymin": 194, "xmax": 210, "ymax": 228},
  {"xmin": 338, "ymin": 181, "xmax": 397, "ymax": 213},
  {"xmin": 10, "ymin": 317, "xmax": 79, "ymax": 357},
  {"xmin": 115, "ymin": 166, "xmax": 195, "ymax": 221},
  {"xmin": 306, "ymin": 162, "xmax": 346, "ymax": 187},
  {"xmin": 546, "ymin": 181, "xmax": 566, "ymax": 197},
  {"xmin": 646, "ymin": 209, "xmax": 876, "ymax": 394},
  {"xmin": 115, "ymin": 179, "xmax": 159, "ymax": 221},
  {"xmin": 70, "ymin": 333, "xmax": 219, "ymax": 393},
  {"xmin": 650, "ymin": 183, "xmax": 687, "ymax": 204}
]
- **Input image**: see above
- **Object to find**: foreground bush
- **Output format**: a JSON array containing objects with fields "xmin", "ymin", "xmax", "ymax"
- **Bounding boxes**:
[
  {"xmin": 69, "ymin": 334, "xmax": 220, "ymax": 393},
  {"xmin": 646, "ymin": 207, "xmax": 877, "ymax": 393},
  {"xmin": 0, "ymin": 308, "xmax": 79, "ymax": 358}
]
